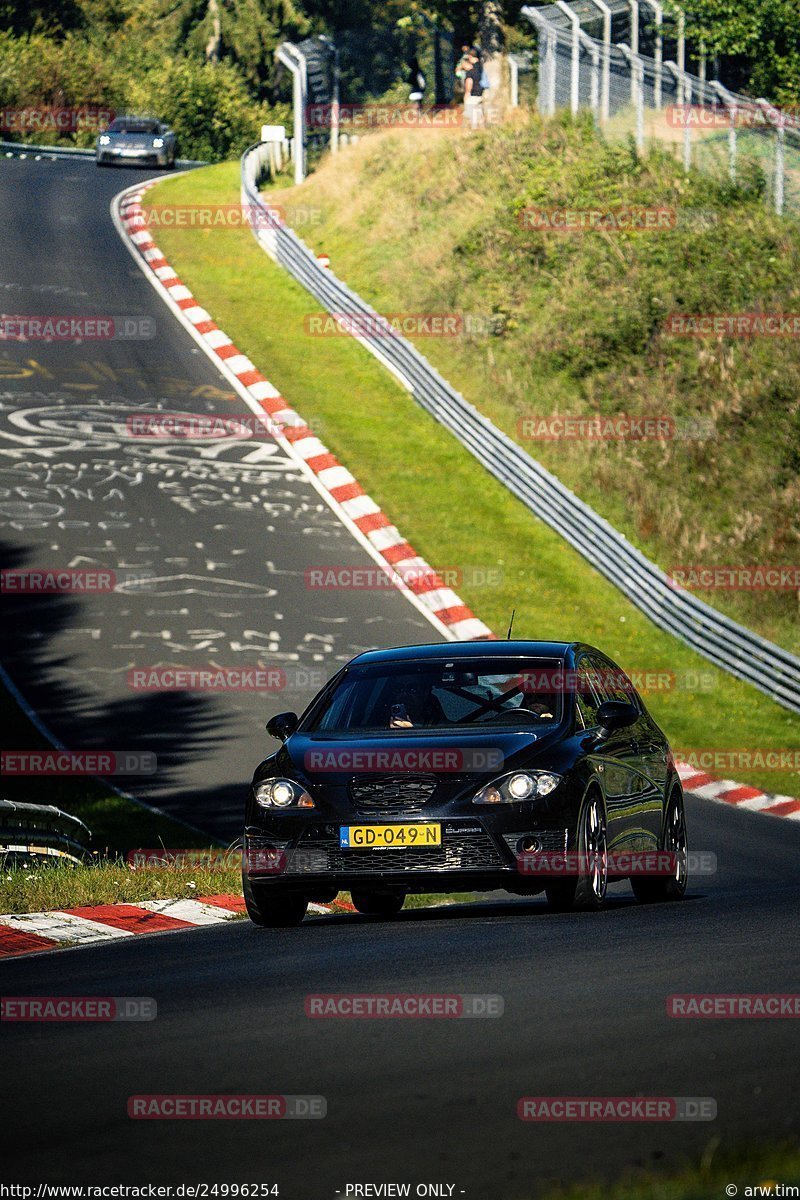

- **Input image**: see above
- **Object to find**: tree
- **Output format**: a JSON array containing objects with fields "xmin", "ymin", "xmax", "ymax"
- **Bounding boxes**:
[{"xmin": 664, "ymin": 0, "xmax": 800, "ymax": 105}]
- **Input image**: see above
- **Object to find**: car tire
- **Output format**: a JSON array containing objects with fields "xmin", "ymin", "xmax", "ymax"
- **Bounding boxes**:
[
  {"xmin": 242, "ymin": 870, "xmax": 308, "ymax": 927},
  {"xmin": 350, "ymin": 890, "xmax": 406, "ymax": 917},
  {"xmin": 546, "ymin": 791, "xmax": 608, "ymax": 912},
  {"xmin": 631, "ymin": 786, "xmax": 688, "ymax": 904}
]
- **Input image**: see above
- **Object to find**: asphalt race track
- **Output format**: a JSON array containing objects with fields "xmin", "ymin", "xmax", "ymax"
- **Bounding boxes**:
[
  {"xmin": 1, "ymin": 157, "xmax": 799, "ymax": 1197},
  {"xmin": 0, "ymin": 157, "xmax": 439, "ymax": 840},
  {"xmin": 2, "ymin": 798, "xmax": 799, "ymax": 1192}
]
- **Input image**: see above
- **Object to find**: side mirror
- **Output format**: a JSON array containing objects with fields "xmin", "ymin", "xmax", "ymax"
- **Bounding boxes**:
[
  {"xmin": 266, "ymin": 711, "xmax": 298, "ymax": 742},
  {"xmin": 596, "ymin": 700, "xmax": 638, "ymax": 738}
]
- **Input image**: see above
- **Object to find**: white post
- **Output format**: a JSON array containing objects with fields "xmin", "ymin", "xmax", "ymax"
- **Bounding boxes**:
[
  {"xmin": 640, "ymin": 0, "xmax": 663, "ymax": 108},
  {"xmin": 586, "ymin": 0, "xmax": 612, "ymax": 121},
  {"xmin": 775, "ymin": 123, "xmax": 785, "ymax": 216},
  {"xmin": 555, "ymin": 1, "xmax": 581, "ymax": 115},
  {"xmin": 618, "ymin": 44, "xmax": 644, "ymax": 150},
  {"xmin": 546, "ymin": 29, "xmax": 557, "ymax": 115},
  {"xmin": 628, "ymin": 0, "xmax": 639, "ymax": 102},
  {"xmin": 277, "ymin": 43, "xmax": 306, "ymax": 185},
  {"xmin": 709, "ymin": 81, "xmax": 737, "ymax": 182},
  {"xmin": 509, "ymin": 55, "xmax": 519, "ymax": 108},
  {"xmin": 580, "ymin": 33, "xmax": 600, "ymax": 117},
  {"xmin": 682, "ymin": 72, "xmax": 692, "ymax": 171},
  {"xmin": 676, "ymin": 7, "xmax": 685, "ymax": 76},
  {"xmin": 758, "ymin": 99, "xmax": 786, "ymax": 215}
]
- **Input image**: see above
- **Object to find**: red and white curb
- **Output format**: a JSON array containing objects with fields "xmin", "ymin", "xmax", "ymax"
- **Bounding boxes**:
[
  {"xmin": 110, "ymin": 181, "xmax": 798, "ymax": 823},
  {"xmin": 113, "ymin": 183, "xmax": 491, "ymax": 644},
  {"xmin": 676, "ymin": 762, "xmax": 799, "ymax": 820},
  {"xmin": 0, "ymin": 895, "xmax": 353, "ymax": 959}
]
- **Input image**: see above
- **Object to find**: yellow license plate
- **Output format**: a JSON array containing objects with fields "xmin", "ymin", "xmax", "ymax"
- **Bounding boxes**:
[{"xmin": 340, "ymin": 824, "xmax": 442, "ymax": 849}]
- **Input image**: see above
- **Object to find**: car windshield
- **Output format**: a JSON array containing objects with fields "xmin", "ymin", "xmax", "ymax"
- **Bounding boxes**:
[
  {"xmin": 108, "ymin": 118, "xmax": 160, "ymax": 134},
  {"xmin": 306, "ymin": 658, "xmax": 564, "ymax": 734}
]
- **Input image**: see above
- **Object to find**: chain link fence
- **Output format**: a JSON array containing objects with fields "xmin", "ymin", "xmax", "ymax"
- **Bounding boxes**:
[{"xmin": 521, "ymin": 4, "xmax": 800, "ymax": 216}]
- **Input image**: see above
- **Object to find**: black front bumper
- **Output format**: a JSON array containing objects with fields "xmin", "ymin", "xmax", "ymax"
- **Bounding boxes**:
[{"xmin": 244, "ymin": 821, "xmax": 569, "ymax": 896}]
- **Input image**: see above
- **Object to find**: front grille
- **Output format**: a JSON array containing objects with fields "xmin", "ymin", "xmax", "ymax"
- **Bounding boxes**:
[
  {"xmin": 348, "ymin": 773, "xmax": 438, "ymax": 815},
  {"xmin": 286, "ymin": 831, "xmax": 505, "ymax": 875}
]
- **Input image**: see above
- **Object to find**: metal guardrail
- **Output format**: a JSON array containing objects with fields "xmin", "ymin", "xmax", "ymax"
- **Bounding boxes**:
[
  {"xmin": 0, "ymin": 799, "xmax": 92, "ymax": 864},
  {"xmin": 1, "ymin": 140, "xmax": 205, "ymax": 167},
  {"xmin": 240, "ymin": 144, "xmax": 800, "ymax": 714}
]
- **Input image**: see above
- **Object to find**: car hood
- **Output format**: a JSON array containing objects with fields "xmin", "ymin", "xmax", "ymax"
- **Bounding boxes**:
[{"xmin": 274, "ymin": 727, "xmax": 565, "ymax": 788}]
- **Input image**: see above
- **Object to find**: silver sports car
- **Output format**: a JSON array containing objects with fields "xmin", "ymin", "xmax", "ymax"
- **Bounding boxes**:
[{"xmin": 96, "ymin": 116, "xmax": 176, "ymax": 169}]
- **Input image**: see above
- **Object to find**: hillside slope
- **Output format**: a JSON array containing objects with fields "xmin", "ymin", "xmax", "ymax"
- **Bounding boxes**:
[{"xmin": 270, "ymin": 115, "xmax": 800, "ymax": 653}]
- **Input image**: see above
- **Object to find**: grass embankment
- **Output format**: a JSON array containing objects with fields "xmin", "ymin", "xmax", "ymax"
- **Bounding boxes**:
[
  {"xmin": 139, "ymin": 158, "xmax": 799, "ymax": 797},
  {"xmin": 281, "ymin": 114, "xmax": 800, "ymax": 653}
]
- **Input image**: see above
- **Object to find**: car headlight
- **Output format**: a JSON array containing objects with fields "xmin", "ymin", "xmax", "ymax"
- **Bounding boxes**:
[
  {"xmin": 99, "ymin": 135, "xmax": 110, "ymax": 145},
  {"xmin": 152, "ymin": 137, "xmax": 164, "ymax": 148},
  {"xmin": 255, "ymin": 778, "xmax": 314, "ymax": 809},
  {"xmin": 473, "ymin": 771, "xmax": 561, "ymax": 804}
]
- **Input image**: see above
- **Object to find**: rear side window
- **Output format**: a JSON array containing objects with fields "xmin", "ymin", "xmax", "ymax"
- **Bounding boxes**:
[{"xmin": 575, "ymin": 658, "xmax": 603, "ymax": 727}]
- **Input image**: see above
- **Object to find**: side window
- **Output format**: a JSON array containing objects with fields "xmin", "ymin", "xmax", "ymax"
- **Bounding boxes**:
[
  {"xmin": 597, "ymin": 658, "xmax": 642, "ymax": 710},
  {"xmin": 575, "ymin": 658, "xmax": 603, "ymax": 728}
]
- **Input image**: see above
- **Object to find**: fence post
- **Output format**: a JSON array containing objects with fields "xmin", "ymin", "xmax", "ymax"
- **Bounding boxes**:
[
  {"xmin": 640, "ymin": 0, "xmax": 663, "ymax": 108},
  {"xmin": 509, "ymin": 55, "xmax": 519, "ymax": 107},
  {"xmin": 628, "ymin": 0, "xmax": 639, "ymax": 102},
  {"xmin": 581, "ymin": 33, "xmax": 601, "ymax": 118},
  {"xmin": 618, "ymin": 44, "xmax": 645, "ymax": 150},
  {"xmin": 585, "ymin": 0, "xmax": 612, "ymax": 121},
  {"xmin": 546, "ymin": 28, "xmax": 558, "ymax": 114},
  {"xmin": 757, "ymin": 100, "xmax": 786, "ymax": 216},
  {"xmin": 555, "ymin": 1, "xmax": 581, "ymax": 115}
]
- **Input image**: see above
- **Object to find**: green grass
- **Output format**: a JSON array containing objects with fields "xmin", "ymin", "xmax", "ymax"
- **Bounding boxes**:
[
  {"xmin": 141, "ymin": 157, "xmax": 799, "ymax": 797},
  {"xmin": 543, "ymin": 1142, "xmax": 800, "ymax": 1200},
  {"xmin": 0, "ymin": 853, "xmax": 469, "ymax": 915},
  {"xmin": 0, "ymin": 858, "xmax": 243, "ymax": 915}
]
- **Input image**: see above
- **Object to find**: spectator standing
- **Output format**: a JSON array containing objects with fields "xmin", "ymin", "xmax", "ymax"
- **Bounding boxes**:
[{"xmin": 463, "ymin": 47, "xmax": 486, "ymax": 128}]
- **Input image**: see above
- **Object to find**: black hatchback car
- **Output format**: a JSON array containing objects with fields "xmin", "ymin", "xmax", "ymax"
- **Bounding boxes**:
[{"xmin": 242, "ymin": 641, "xmax": 688, "ymax": 926}]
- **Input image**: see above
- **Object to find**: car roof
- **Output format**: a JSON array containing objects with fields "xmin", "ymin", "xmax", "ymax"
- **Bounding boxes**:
[{"xmin": 349, "ymin": 640, "xmax": 577, "ymax": 666}]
